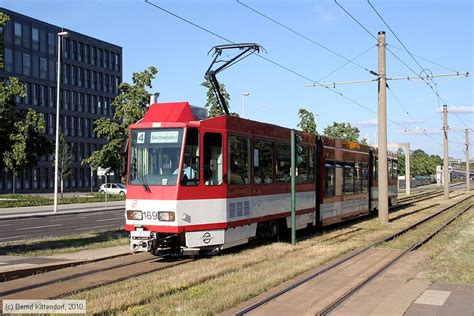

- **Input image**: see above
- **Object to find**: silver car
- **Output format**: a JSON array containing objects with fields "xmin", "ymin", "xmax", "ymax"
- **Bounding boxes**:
[{"xmin": 99, "ymin": 183, "xmax": 127, "ymax": 196}]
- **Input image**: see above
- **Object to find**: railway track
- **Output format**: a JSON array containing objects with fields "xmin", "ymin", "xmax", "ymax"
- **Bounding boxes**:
[
  {"xmin": 235, "ymin": 193, "xmax": 472, "ymax": 316},
  {"xmin": 0, "ymin": 253, "xmax": 194, "ymax": 301}
]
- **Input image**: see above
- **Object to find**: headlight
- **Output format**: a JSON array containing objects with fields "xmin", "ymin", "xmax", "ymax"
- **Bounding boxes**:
[
  {"xmin": 127, "ymin": 210, "xmax": 142, "ymax": 220},
  {"xmin": 158, "ymin": 211, "xmax": 175, "ymax": 222}
]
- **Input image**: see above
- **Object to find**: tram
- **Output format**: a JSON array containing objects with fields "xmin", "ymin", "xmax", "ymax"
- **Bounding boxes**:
[{"xmin": 124, "ymin": 101, "xmax": 397, "ymax": 255}]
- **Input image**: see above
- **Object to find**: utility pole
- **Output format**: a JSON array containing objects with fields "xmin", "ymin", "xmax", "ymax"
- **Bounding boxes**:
[
  {"xmin": 443, "ymin": 105, "xmax": 449, "ymax": 199},
  {"xmin": 377, "ymin": 31, "xmax": 389, "ymax": 224},
  {"xmin": 466, "ymin": 129, "xmax": 470, "ymax": 192}
]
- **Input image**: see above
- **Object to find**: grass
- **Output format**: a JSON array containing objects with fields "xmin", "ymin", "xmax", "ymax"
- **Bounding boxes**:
[
  {"xmin": 381, "ymin": 198, "xmax": 473, "ymax": 250},
  {"xmin": 0, "ymin": 230, "xmax": 129, "ymax": 257},
  {"xmin": 0, "ymin": 193, "xmax": 124, "ymax": 208},
  {"xmin": 61, "ymin": 193, "xmax": 472, "ymax": 314},
  {"xmin": 419, "ymin": 207, "xmax": 474, "ymax": 284}
]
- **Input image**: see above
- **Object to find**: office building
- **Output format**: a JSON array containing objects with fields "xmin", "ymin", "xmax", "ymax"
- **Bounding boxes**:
[{"xmin": 0, "ymin": 8, "xmax": 122, "ymax": 193}]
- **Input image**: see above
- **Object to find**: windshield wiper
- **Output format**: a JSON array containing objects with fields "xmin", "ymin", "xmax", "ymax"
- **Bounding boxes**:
[{"xmin": 132, "ymin": 159, "xmax": 151, "ymax": 193}]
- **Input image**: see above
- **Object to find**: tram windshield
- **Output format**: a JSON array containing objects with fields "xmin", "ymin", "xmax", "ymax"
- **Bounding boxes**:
[{"xmin": 129, "ymin": 128, "xmax": 184, "ymax": 186}]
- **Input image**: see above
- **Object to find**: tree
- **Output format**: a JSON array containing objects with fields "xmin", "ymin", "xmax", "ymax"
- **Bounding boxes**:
[
  {"xmin": 201, "ymin": 80, "xmax": 238, "ymax": 118},
  {"xmin": 83, "ymin": 66, "xmax": 159, "ymax": 173},
  {"xmin": 53, "ymin": 130, "xmax": 72, "ymax": 198},
  {"xmin": 3, "ymin": 109, "xmax": 52, "ymax": 193},
  {"xmin": 397, "ymin": 148, "xmax": 406, "ymax": 176},
  {"xmin": 297, "ymin": 108, "xmax": 317, "ymax": 134},
  {"xmin": 323, "ymin": 122, "xmax": 361, "ymax": 142}
]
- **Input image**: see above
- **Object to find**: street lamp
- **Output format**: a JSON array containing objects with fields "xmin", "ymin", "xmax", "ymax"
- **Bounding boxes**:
[
  {"xmin": 242, "ymin": 92, "xmax": 250, "ymax": 117},
  {"xmin": 53, "ymin": 31, "xmax": 69, "ymax": 213}
]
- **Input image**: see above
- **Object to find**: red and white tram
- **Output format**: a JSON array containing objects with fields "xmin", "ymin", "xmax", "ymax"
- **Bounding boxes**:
[{"xmin": 125, "ymin": 101, "xmax": 397, "ymax": 255}]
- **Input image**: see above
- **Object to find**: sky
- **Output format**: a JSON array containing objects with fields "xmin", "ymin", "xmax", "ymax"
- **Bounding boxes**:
[{"xmin": 3, "ymin": 0, "xmax": 473, "ymax": 159}]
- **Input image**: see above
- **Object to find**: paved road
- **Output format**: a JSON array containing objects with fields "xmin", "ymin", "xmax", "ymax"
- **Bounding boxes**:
[{"xmin": 0, "ymin": 209, "xmax": 125, "ymax": 243}]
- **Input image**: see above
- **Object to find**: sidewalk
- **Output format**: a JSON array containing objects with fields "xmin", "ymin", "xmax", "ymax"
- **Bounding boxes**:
[
  {"xmin": 0, "ymin": 245, "xmax": 130, "ymax": 281},
  {"xmin": 0, "ymin": 200, "xmax": 125, "ymax": 220}
]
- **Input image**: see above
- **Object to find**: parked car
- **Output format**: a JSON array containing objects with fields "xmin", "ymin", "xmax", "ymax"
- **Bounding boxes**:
[{"xmin": 99, "ymin": 183, "xmax": 127, "ymax": 196}]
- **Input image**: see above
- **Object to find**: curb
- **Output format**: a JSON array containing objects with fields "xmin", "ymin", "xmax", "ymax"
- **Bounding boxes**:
[
  {"xmin": 0, "ymin": 207, "xmax": 125, "ymax": 221},
  {"xmin": 0, "ymin": 250, "xmax": 132, "ymax": 283}
]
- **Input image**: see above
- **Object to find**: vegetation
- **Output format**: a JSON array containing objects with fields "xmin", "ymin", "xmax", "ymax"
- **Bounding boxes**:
[
  {"xmin": 397, "ymin": 148, "xmax": 443, "ymax": 176},
  {"xmin": 323, "ymin": 121, "xmax": 364, "ymax": 143},
  {"xmin": 83, "ymin": 66, "xmax": 158, "ymax": 175},
  {"xmin": 1, "ymin": 14, "xmax": 53, "ymax": 193},
  {"xmin": 297, "ymin": 108, "xmax": 317, "ymax": 134},
  {"xmin": 62, "ymin": 193, "xmax": 464, "ymax": 314},
  {"xmin": 53, "ymin": 130, "xmax": 73, "ymax": 198},
  {"xmin": 201, "ymin": 80, "xmax": 238, "ymax": 118},
  {"xmin": 0, "ymin": 193, "xmax": 124, "ymax": 208},
  {"xmin": 421, "ymin": 208, "xmax": 474, "ymax": 283},
  {"xmin": 0, "ymin": 230, "xmax": 128, "ymax": 257}
]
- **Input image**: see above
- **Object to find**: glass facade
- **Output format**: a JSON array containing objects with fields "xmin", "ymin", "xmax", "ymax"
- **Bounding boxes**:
[{"xmin": 0, "ymin": 8, "xmax": 122, "ymax": 193}]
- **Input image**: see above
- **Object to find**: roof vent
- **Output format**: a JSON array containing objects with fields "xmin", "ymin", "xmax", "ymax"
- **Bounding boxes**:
[{"xmin": 149, "ymin": 92, "xmax": 160, "ymax": 107}]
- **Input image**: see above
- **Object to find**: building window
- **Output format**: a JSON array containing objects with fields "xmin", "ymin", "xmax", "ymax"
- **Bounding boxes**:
[
  {"xmin": 115, "ymin": 76, "xmax": 120, "ymax": 93},
  {"xmin": 78, "ymin": 68, "xmax": 83, "ymax": 87},
  {"xmin": 32, "ymin": 27, "xmax": 39, "ymax": 50},
  {"xmin": 72, "ymin": 40, "xmax": 77, "ymax": 60},
  {"xmin": 14, "ymin": 22, "xmax": 22, "ymax": 45},
  {"xmin": 40, "ymin": 30, "xmax": 47, "ymax": 53},
  {"xmin": 228, "ymin": 135, "xmax": 250, "ymax": 185},
  {"xmin": 78, "ymin": 43, "xmax": 83, "ymax": 62},
  {"xmin": 85, "ymin": 44, "xmax": 90, "ymax": 63},
  {"xmin": 23, "ymin": 53, "xmax": 31, "ymax": 76},
  {"xmin": 91, "ymin": 47, "xmax": 96, "ymax": 65},
  {"xmin": 4, "ymin": 48, "xmax": 13, "ymax": 72},
  {"xmin": 22, "ymin": 25, "xmax": 30, "ymax": 48},
  {"xmin": 64, "ymin": 38, "xmax": 70, "ymax": 59},
  {"xmin": 115, "ymin": 53, "xmax": 119, "ymax": 71},
  {"xmin": 40, "ymin": 58, "xmax": 47, "ymax": 79},
  {"xmin": 49, "ymin": 87, "xmax": 55, "ymax": 108},
  {"xmin": 103, "ymin": 50, "xmax": 108, "ymax": 69},
  {"xmin": 253, "ymin": 139, "xmax": 273, "ymax": 184},
  {"xmin": 49, "ymin": 59, "xmax": 55, "ymax": 81},
  {"xmin": 40, "ymin": 85, "xmax": 47, "ymax": 107},
  {"xmin": 109, "ymin": 51, "xmax": 114, "ymax": 70},
  {"xmin": 91, "ymin": 71, "xmax": 96, "ymax": 89},
  {"xmin": 32, "ymin": 55, "xmax": 39, "ymax": 78},
  {"xmin": 48, "ymin": 32, "xmax": 55, "ymax": 55},
  {"xmin": 98, "ymin": 48, "xmax": 102, "ymax": 67},
  {"xmin": 276, "ymin": 142, "xmax": 291, "ymax": 183},
  {"xmin": 71, "ymin": 66, "xmax": 77, "ymax": 86},
  {"xmin": 63, "ymin": 64, "xmax": 69, "ymax": 84}
]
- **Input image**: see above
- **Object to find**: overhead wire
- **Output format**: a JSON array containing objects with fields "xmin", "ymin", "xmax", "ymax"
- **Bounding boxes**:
[
  {"xmin": 334, "ymin": 0, "xmax": 467, "ymax": 147},
  {"xmin": 144, "ymin": 0, "xmax": 410, "ymax": 130},
  {"xmin": 366, "ymin": 0, "xmax": 471, "ymax": 129},
  {"xmin": 236, "ymin": 0, "xmax": 376, "ymax": 76}
]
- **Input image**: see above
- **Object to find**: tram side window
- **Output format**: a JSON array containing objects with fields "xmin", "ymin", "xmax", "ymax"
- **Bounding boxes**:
[
  {"xmin": 181, "ymin": 128, "xmax": 199, "ymax": 186},
  {"xmin": 228, "ymin": 135, "xmax": 250, "ymax": 185},
  {"xmin": 335, "ymin": 161, "xmax": 344, "ymax": 196},
  {"xmin": 374, "ymin": 158, "xmax": 378, "ymax": 181},
  {"xmin": 296, "ymin": 145, "xmax": 308, "ymax": 183},
  {"xmin": 276, "ymin": 143, "xmax": 291, "ymax": 183},
  {"xmin": 362, "ymin": 163, "xmax": 369, "ymax": 193},
  {"xmin": 354, "ymin": 163, "xmax": 362, "ymax": 193},
  {"xmin": 308, "ymin": 148, "xmax": 315, "ymax": 182},
  {"xmin": 253, "ymin": 140, "xmax": 273, "ymax": 184},
  {"xmin": 204, "ymin": 133, "xmax": 223, "ymax": 186},
  {"xmin": 392, "ymin": 160, "xmax": 398, "ymax": 180},
  {"xmin": 344, "ymin": 162, "xmax": 355, "ymax": 194},
  {"xmin": 325, "ymin": 160, "xmax": 335, "ymax": 198}
]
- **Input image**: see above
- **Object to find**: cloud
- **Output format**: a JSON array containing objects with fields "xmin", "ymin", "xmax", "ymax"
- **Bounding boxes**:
[
  {"xmin": 313, "ymin": 4, "xmax": 337, "ymax": 23},
  {"xmin": 435, "ymin": 106, "xmax": 474, "ymax": 113},
  {"xmin": 397, "ymin": 118, "xmax": 425, "ymax": 125},
  {"xmin": 356, "ymin": 118, "xmax": 378, "ymax": 127}
]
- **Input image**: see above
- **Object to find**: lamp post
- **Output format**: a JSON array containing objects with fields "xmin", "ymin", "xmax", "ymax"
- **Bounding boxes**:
[
  {"xmin": 242, "ymin": 92, "xmax": 250, "ymax": 117},
  {"xmin": 53, "ymin": 31, "xmax": 69, "ymax": 213}
]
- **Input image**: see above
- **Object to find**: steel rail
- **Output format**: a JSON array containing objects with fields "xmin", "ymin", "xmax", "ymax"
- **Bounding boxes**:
[
  {"xmin": 235, "ymin": 194, "xmax": 472, "ymax": 316},
  {"xmin": 320, "ymin": 202, "xmax": 473, "ymax": 315}
]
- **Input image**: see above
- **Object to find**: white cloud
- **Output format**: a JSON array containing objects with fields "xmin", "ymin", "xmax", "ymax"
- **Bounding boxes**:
[
  {"xmin": 313, "ymin": 4, "xmax": 337, "ymax": 23},
  {"xmin": 435, "ymin": 106, "xmax": 474, "ymax": 113},
  {"xmin": 356, "ymin": 118, "xmax": 378, "ymax": 127}
]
